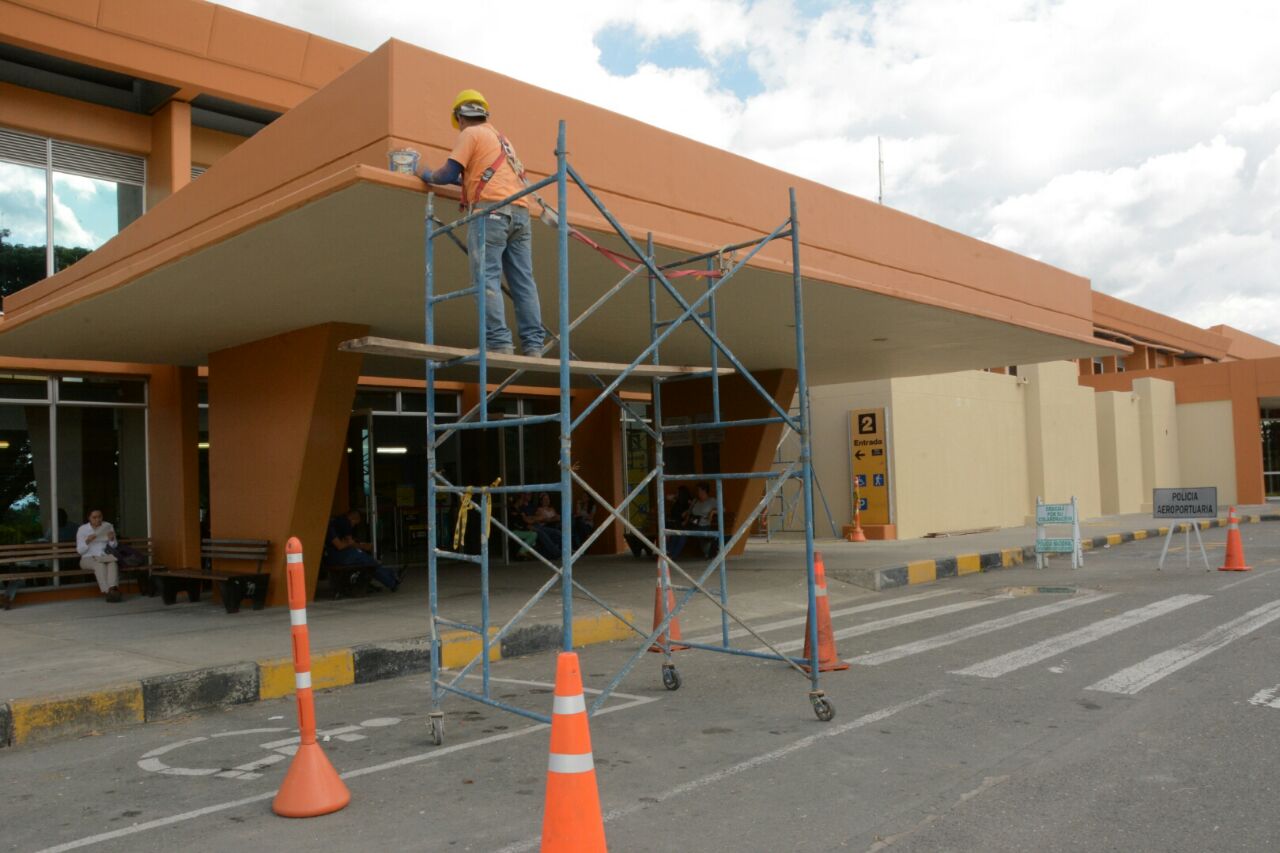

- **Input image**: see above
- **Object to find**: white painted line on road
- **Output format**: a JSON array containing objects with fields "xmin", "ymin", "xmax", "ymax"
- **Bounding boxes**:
[
  {"xmin": 40, "ymin": 679, "xmax": 655, "ymax": 853},
  {"xmin": 854, "ymin": 592, "xmax": 1115, "ymax": 666},
  {"xmin": 1247, "ymin": 684, "xmax": 1280, "ymax": 709},
  {"xmin": 493, "ymin": 689, "xmax": 950, "ymax": 853},
  {"xmin": 951, "ymin": 594, "xmax": 1210, "ymax": 679},
  {"xmin": 760, "ymin": 598, "xmax": 1001, "ymax": 655},
  {"xmin": 1218, "ymin": 566, "xmax": 1280, "ymax": 591},
  {"xmin": 685, "ymin": 589, "xmax": 960, "ymax": 645},
  {"xmin": 1087, "ymin": 599, "xmax": 1280, "ymax": 695}
]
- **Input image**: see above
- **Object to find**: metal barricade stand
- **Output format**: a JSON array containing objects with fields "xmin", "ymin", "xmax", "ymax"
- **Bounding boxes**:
[{"xmin": 349, "ymin": 121, "xmax": 834, "ymax": 743}]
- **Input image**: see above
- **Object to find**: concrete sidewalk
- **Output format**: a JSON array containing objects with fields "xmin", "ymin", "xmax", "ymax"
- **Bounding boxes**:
[{"xmin": 2, "ymin": 505, "xmax": 1275, "ymax": 747}]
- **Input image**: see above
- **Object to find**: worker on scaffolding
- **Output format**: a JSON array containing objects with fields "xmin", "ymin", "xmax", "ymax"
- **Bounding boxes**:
[{"xmin": 419, "ymin": 89, "xmax": 546, "ymax": 357}]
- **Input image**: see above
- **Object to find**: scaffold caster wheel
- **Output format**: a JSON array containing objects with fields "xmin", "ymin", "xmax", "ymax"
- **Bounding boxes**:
[
  {"xmin": 812, "ymin": 696, "xmax": 835, "ymax": 722},
  {"xmin": 661, "ymin": 665, "xmax": 682, "ymax": 691},
  {"xmin": 429, "ymin": 713, "xmax": 445, "ymax": 746}
]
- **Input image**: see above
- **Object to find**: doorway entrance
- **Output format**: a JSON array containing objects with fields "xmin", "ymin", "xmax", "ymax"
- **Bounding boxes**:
[{"xmin": 1263, "ymin": 409, "xmax": 1280, "ymax": 500}]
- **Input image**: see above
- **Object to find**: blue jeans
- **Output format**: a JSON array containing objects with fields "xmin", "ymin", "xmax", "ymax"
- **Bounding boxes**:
[
  {"xmin": 327, "ymin": 547, "xmax": 398, "ymax": 591},
  {"xmin": 468, "ymin": 206, "xmax": 545, "ymax": 353}
]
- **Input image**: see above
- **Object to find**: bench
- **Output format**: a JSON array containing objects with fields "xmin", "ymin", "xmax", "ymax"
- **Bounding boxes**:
[
  {"xmin": 149, "ymin": 539, "xmax": 271, "ymax": 614},
  {"xmin": 624, "ymin": 512, "xmax": 738, "ymax": 559},
  {"xmin": 318, "ymin": 560, "xmax": 376, "ymax": 599},
  {"xmin": 0, "ymin": 538, "xmax": 162, "ymax": 605}
]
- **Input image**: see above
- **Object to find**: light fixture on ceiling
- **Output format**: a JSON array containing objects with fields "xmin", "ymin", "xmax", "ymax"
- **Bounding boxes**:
[{"xmin": 376, "ymin": 446, "xmax": 409, "ymax": 455}]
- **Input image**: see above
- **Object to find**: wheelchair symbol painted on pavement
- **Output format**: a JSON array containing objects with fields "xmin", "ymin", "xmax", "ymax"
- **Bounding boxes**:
[{"xmin": 137, "ymin": 717, "xmax": 401, "ymax": 781}]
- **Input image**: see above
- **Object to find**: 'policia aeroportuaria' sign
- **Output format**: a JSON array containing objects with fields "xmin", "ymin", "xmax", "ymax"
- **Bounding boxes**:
[{"xmin": 1152, "ymin": 487, "xmax": 1218, "ymax": 519}]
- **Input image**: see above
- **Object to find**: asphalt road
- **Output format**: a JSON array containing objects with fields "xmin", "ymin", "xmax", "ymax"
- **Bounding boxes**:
[{"xmin": 5, "ymin": 521, "xmax": 1280, "ymax": 852}]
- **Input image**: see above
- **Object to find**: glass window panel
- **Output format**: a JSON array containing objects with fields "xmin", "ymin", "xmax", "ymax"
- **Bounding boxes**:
[
  {"xmin": 0, "ymin": 161, "xmax": 49, "ymax": 299},
  {"xmin": 0, "ymin": 403, "xmax": 58, "ymax": 591},
  {"xmin": 400, "ymin": 390, "xmax": 459, "ymax": 414},
  {"xmin": 55, "ymin": 407, "xmax": 148, "ymax": 540},
  {"xmin": 352, "ymin": 389, "xmax": 397, "ymax": 412},
  {"xmin": 0, "ymin": 374, "xmax": 51, "ymax": 400},
  {"xmin": 58, "ymin": 376, "xmax": 145, "ymax": 404},
  {"xmin": 51, "ymin": 171, "xmax": 143, "ymax": 274}
]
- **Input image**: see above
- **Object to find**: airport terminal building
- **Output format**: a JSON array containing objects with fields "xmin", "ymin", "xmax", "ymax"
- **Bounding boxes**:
[{"xmin": 1, "ymin": 0, "xmax": 1277, "ymax": 606}]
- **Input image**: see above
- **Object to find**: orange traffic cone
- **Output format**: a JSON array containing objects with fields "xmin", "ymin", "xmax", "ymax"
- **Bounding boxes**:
[
  {"xmin": 801, "ymin": 552, "xmax": 849, "ymax": 672},
  {"xmin": 647, "ymin": 559, "xmax": 689, "ymax": 653},
  {"xmin": 541, "ymin": 652, "xmax": 607, "ymax": 852},
  {"xmin": 1219, "ymin": 507, "xmax": 1252, "ymax": 572},
  {"xmin": 273, "ymin": 538, "xmax": 351, "ymax": 818}
]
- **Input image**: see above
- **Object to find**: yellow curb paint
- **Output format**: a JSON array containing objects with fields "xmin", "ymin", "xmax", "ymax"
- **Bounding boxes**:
[
  {"xmin": 10, "ymin": 684, "xmax": 144, "ymax": 745},
  {"xmin": 957, "ymin": 554, "xmax": 982, "ymax": 576},
  {"xmin": 1001, "ymin": 548, "xmax": 1023, "ymax": 567},
  {"xmin": 1199, "ymin": 520, "xmax": 1211, "ymax": 530},
  {"xmin": 259, "ymin": 649, "xmax": 356, "ymax": 700},
  {"xmin": 1133, "ymin": 530, "xmax": 1147, "ymax": 540},
  {"xmin": 907, "ymin": 560, "xmax": 937, "ymax": 585},
  {"xmin": 439, "ymin": 628, "xmax": 502, "ymax": 669},
  {"xmin": 1158, "ymin": 526, "xmax": 1170, "ymax": 536},
  {"xmin": 1081, "ymin": 540, "xmax": 1094, "ymax": 551},
  {"xmin": 1106, "ymin": 534, "xmax": 1122, "ymax": 546},
  {"xmin": 572, "ymin": 609, "xmax": 637, "ymax": 648}
]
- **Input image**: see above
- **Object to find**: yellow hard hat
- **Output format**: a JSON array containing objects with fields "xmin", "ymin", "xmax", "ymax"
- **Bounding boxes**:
[{"xmin": 451, "ymin": 89, "xmax": 490, "ymax": 129}]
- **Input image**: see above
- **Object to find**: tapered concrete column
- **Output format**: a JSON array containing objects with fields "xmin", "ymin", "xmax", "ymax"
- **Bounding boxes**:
[
  {"xmin": 208, "ymin": 323, "xmax": 367, "ymax": 604},
  {"xmin": 147, "ymin": 101, "xmax": 192, "ymax": 209},
  {"xmin": 148, "ymin": 365, "xmax": 201, "ymax": 568}
]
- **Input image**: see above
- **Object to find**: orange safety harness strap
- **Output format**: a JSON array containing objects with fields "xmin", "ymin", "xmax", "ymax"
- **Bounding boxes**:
[{"xmin": 462, "ymin": 126, "xmax": 721, "ymax": 279}]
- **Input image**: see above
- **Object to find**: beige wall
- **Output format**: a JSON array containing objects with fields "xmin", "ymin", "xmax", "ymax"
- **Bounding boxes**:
[
  {"xmin": 1133, "ymin": 377, "xmax": 1180, "ymax": 510},
  {"xmin": 887, "ymin": 371, "xmax": 1030, "ymax": 538},
  {"xmin": 1095, "ymin": 391, "xmax": 1144, "ymax": 514},
  {"xmin": 1022, "ymin": 361, "xmax": 1102, "ymax": 520},
  {"xmin": 808, "ymin": 379, "xmax": 892, "ymax": 533},
  {"xmin": 1176, "ymin": 400, "xmax": 1238, "ymax": 505}
]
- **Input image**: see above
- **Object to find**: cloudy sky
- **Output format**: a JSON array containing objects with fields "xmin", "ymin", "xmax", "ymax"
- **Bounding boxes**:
[{"xmin": 218, "ymin": 0, "xmax": 1280, "ymax": 343}]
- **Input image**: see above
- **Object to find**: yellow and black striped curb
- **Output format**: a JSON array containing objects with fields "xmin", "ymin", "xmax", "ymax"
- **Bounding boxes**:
[
  {"xmin": 865, "ymin": 513, "xmax": 1279, "ymax": 592},
  {"xmin": 0, "ymin": 609, "xmax": 634, "ymax": 749}
]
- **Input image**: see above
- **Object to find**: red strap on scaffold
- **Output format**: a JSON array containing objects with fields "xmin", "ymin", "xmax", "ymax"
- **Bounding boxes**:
[{"xmin": 567, "ymin": 227, "xmax": 722, "ymax": 279}]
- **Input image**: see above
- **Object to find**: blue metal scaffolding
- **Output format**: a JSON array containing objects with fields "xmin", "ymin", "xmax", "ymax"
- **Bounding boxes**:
[{"xmin": 366, "ymin": 121, "xmax": 834, "ymax": 744}]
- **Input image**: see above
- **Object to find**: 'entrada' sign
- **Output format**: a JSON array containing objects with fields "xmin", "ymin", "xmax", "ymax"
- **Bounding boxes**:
[{"xmin": 1152, "ymin": 487, "xmax": 1218, "ymax": 519}]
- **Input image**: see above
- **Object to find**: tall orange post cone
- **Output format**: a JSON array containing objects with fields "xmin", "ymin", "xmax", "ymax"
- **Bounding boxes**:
[
  {"xmin": 1219, "ymin": 507, "xmax": 1252, "ymax": 572},
  {"xmin": 647, "ymin": 559, "xmax": 689, "ymax": 653},
  {"xmin": 541, "ymin": 652, "xmax": 607, "ymax": 852},
  {"xmin": 802, "ymin": 552, "xmax": 849, "ymax": 672},
  {"xmin": 273, "ymin": 538, "xmax": 351, "ymax": 818}
]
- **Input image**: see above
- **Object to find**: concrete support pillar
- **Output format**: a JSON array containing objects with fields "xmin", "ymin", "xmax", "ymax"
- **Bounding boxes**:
[
  {"xmin": 147, "ymin": 100, "xmax": 192, "ymax": 209},
  {"xmin": 1132, "ymin": 376, "xmax": 1180, "ymax": 510},
  {"xmin": 569, "ymin": 391, "xmax": 624, "ymax": 554},
  {"xmin": 208, "ymin": 323, "xmax": 366, "ymax": 604},
  {"xmin": 1094, "ymin": 390, "xmax": 1143, "ymax": 515},
  {"xmin": 148, "ymin": 365, "xmax": 201, "ymax": 568},
  {"xmin": 1228, "ymin": 362, "xmax": 1266, "ymax": 504}
]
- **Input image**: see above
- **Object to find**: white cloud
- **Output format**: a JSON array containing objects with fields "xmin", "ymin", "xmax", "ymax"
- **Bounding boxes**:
[{"xmin": 215, "ymin": 0, "xmax": 1280, "ymax": 343}]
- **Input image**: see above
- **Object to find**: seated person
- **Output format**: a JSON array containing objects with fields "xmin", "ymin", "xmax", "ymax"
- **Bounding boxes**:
[
  {"xmin": 522, "ymin": 492, "xmax": 562, "ymax": 561},
  {"xmin": 571, "ymin": 496, "xmax": 596, "ymax": 551},
  {"xmin": 664, "ymin": 486, "xmax": 694, "ymax": 558},
  {"xmin": 506, "ymin": 492, "xmax": 539, "ymax": 558},
  {"xmin": 688, "ymin": 482, "xmax": 720, "ymax": 557},
  {"xmin": 324, "ymin": 509, "xmax": 401, "ymax": 592}
]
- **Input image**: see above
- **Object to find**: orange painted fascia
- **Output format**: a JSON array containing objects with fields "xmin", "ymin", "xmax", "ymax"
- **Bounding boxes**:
[
  {"xmin": 191, "ymin": 126, "xmax": 245, "ymax": 167},
  {"xmin": 0, "ymin": 355, "xmax": 159, "ymax": 376},
  {"xmin": 0, "ymin": 82, "xmax": 151, "ymax": 155},
  {"xmin": 1207, "ymin": 324, "xmax": 1280, "ymax": 360},
  {"xmin": 2, "ymin": 39, "xmax": 1106, "ymax": 353},
  {"xmin": 1091, "ymin": 292, "xmax": 1228, "ymax": 359},
  {"xmin": 0, "ymin": 0, "xmax": 362, "ymax": 112}
]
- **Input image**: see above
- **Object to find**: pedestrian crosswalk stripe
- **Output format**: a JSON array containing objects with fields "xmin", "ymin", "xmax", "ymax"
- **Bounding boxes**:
[
  {"xmin": 1087, "ymin": 599, "xmax": 1280, "ymax": 695},
  {"xmin": 950, "ymin": 594, "xmax": 1210, "ymax": 679},
  {"xmin": 686, "ymin": 589, "xmax": 959, "ymax": 645},
  {"xmin": 854, "ymin": 592, "xmax": 1115, "ymax": 666},
  {"xmin": 759, "ymin": 598, "xmax": 1001, "ymax": 655}
]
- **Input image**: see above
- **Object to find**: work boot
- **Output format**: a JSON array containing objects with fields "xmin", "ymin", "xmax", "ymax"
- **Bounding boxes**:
[
  {"xmin": 522, "ymin": 347, "xmax": 543, "ymax": 358},
  {"xmin": 490, "ymin": 345, "xmax": 515, "ymax": 356},
  {"xmin": 105, "ymin": 587, "xmax": 122, "ymax": 603}
]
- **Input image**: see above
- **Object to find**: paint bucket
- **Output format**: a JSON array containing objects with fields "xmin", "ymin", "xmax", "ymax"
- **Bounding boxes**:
[{"xmin": 388, "ymin": 148, "xmax": 420, "ymax": 174}]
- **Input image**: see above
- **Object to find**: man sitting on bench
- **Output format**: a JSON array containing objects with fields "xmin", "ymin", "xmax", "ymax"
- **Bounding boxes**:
[{"xmin": 324, "ymin": 509, "xmax": 402, "ymax": 592}]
